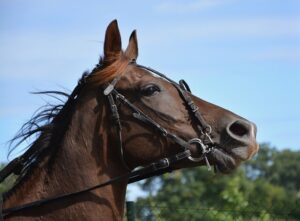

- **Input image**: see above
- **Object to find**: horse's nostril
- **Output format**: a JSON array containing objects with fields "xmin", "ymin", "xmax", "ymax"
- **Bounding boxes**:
[{"xmin": 229, "ymin": 121, "xmax": 249, "ymax": 137}]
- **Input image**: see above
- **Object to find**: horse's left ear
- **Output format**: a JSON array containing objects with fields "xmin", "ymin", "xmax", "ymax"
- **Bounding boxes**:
[
  {"xmin": 125, "ymin": 30, "xmax": 138, "ymax": 60},
  {"xmin": 104, "ymin": 20, "xmax": 122, "ymax": 60}
]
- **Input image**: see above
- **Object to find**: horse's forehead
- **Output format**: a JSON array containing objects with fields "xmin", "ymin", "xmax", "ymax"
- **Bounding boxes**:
[{"xmin": 123, "ymin": 65, "xmax": 165, "ymax": 85}]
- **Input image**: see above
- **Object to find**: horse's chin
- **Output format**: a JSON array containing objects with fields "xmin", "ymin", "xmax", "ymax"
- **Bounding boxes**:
[{"xmin": 209, "ymin": 147, "xmax": 241, "ymax": 174}]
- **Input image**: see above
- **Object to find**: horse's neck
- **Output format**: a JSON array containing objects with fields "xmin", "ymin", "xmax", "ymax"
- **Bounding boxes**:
[{"xmin": 4, "ymin": 95, "xmax": 128, "ymax": 221}]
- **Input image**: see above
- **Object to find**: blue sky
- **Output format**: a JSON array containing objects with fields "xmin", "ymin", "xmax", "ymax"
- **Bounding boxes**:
[{"xmin": 0, "ymin": 0, "xmax": 299, "ymax": 165}]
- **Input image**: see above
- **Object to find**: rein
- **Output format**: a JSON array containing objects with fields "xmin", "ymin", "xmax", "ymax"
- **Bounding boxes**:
[{"xmin": 1, "ymin": 61, "xmax": 215, "ymax": 218}]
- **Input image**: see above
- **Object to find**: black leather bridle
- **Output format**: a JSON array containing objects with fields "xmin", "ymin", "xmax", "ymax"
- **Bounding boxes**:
[
  {"xmin": 1, "ymin": 61, "xmax": 215, "ymax": 218},
  {"xmin": 105, "ymin": 61, "xmax": 215, "ymax": 169}
]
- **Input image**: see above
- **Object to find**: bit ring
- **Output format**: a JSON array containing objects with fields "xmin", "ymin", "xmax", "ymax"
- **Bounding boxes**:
[{"xmin": 187, "ymin": 138, "xmax": 207, "ymax": 162}]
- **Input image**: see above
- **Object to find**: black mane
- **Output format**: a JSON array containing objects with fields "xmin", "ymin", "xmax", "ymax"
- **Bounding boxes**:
[{"xmin": 3, "ymin": 71, "xmax": 91, "ymax": 199}]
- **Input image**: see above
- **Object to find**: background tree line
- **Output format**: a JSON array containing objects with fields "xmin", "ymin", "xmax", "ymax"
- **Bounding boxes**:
[
  {"xmin": 1, "ymin": 143, "xmax": 300, "ymax": 220},
  {"xmin": 134, "ymin": 143, "xmax": 300, "ymax": 221}
]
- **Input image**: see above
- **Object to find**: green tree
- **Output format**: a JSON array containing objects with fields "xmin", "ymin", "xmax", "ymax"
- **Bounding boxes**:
[
  {"xmin": 135, "ymin": 144, "xmax": 300, "ymax": 221},
  {"xmin": 267, "ymin": 149, "xmax": 300, "ymax": 193},
  {"xmin": 244, "ymin": 143, "xmax": 300, "ymax": 193},
  {"xmin": 0, "ymin": 163, "xmax": 16, "ymax": 195}
]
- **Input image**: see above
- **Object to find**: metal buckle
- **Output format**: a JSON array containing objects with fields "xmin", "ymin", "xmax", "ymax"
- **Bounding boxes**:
[
  {"xmin": 188, "ymin": 101, "xmax": 199, "ymax": 112},
  {"xmin": 205, "ymin": 125, "xmax": 212, "ymax": 135},
  {"xmin": 175, "ymin": 149, "xmax": 191, "ymax": 161},
  {"xmin": 154, "ymin": 158, "xmax": 170, "ymax": 170},
  {"xmin": 104, "ymin": 76, "xmax": 122, "ymax": 95},
  {"xmin": 104, "ymin": 84, "xmax": 115, "ymax": 95},
  {"xmin": 204, "ymin": 133, "xmax": 214, "ymax": 145}
]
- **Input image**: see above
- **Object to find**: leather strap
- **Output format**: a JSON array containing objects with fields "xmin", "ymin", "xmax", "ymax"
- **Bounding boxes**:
[
  {"xmin": 1, "ymin": 61, "xmax": 214, "ymax": 217},
  {"xmin": 2, "ymin": 149, "xmax": 191, "ymax": 218}
]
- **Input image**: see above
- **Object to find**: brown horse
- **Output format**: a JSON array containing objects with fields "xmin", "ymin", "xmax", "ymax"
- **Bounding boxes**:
[{"xmin": 1, "ymin": 20, "xmax": 258, "ymax": 221}]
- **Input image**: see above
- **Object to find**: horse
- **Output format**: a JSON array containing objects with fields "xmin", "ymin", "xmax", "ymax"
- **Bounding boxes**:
[{"xmin": 1, "ymin": 20, "xmax": 258, "ymax": 221}]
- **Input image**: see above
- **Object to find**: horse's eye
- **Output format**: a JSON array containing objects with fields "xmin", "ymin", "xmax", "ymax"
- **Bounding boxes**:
[{"xmin": 141, "ymin": 84, "xmax": 161, "ymax": 97}]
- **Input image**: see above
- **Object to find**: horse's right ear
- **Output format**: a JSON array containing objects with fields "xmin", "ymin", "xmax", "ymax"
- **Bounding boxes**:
[
  {"xmin": 125, "ymin": 30, "xmax": 138, "ymax": 60},
  {"xmin": 103, "ymin": 20, "xmax": 122, "ymax": 59}
]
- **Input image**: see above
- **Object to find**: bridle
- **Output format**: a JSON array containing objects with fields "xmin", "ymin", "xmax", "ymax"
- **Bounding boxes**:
[
  {"xmin": 1, "ymin": 60, "xmax": 215, "ymax": 218},
  {"xmin": 105, "ymin": 61, "xmax": 215, "ymax": 169}
]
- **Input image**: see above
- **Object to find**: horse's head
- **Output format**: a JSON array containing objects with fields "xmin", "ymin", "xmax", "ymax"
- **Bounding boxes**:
[
  {"xmin": 0, "ymin": 20, "xmax": 260, "ymax": 221},
  {"xmin": 89, "ymin": 20, "xmax": 258, "ymax": 174}
]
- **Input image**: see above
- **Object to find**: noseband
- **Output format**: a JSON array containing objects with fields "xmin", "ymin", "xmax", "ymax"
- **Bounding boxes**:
[{"xmin": 1, "ymin": 61, "xmax": 215, "ymax": 217}]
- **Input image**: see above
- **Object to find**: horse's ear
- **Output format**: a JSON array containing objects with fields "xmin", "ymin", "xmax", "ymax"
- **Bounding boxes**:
[
  {"xmin": 104, "ymin": 20, "xmax": 122, "ymax": 59},
  {"xmin": 125, "ymin": 30, "xmax": 138, "ymax": 60}
]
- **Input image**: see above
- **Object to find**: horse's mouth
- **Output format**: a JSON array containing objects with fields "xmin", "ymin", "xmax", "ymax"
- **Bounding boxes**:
[
  {"xmin": 210, "ymin": 142, "xmax": 259, "ymax": 173},
  {"xmin": 208, "ymin": 145, "xmax": 241, "ymax": 174}
]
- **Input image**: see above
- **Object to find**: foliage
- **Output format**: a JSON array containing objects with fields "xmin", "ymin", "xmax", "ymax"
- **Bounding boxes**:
[
  {"xmin": 245, "ymin": 143, "xmax": 300, "ymax": 193},
  {"xmin": 135, "ymin": 143, "xmax": 300, "ymax": 221},
  {"xmin": 1, "ymin": 144, "xmax": 300, "ymax": 220},
  {"xmin": 0, "ymin": 164, "xmax": 17, "ymax": 198}
]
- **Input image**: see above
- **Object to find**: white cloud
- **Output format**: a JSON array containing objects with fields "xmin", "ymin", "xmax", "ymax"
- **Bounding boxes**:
[
  {"xmin": 0, "ymin": 31, "xmax": 101, "ymax": 78},
  {"xmin": 253, "ymin": 48, "xmax": 300, "ymax": 62},
  {"xmin": 155, "ymin": 0, "xmax": 230, "ymax": 14},
  {"xmin": 140, "ymin": 17, "xmax": 300, "ymax": 43}
]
